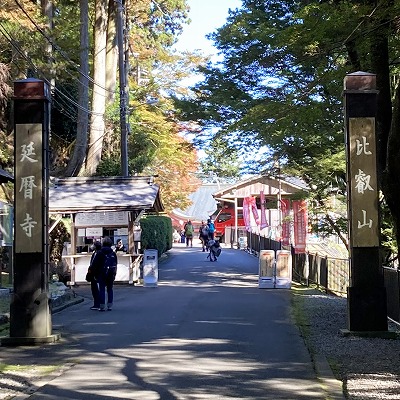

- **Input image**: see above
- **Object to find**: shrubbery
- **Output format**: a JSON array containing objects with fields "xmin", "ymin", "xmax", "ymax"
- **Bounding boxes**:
[{"xmin": 140, "ymin": 215, "xmax": 172, "ymax": 257}]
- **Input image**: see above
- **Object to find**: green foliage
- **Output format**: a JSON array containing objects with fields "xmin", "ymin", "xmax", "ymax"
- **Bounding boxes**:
[
  {"xmin": 381, "ymin": 197, "xmax": 398, "ymax": 267},
  {"xmin": 95, "ymin": 156, "xmax": 121, "ymax": 177},
  {"xmin": 49, "ymin": 218, "xmax": 70, "ymax": 264},
  {"xmin": 140, "ymin": 215, "xmax": 173, "ymax": 256},
  {"xmin": 51, "ymin": 82, "xmax": 79, "ymax": 146},
  {"xmin": 176, "ymin": 0, "xmax": 388, "ymax": 246},
  {"xmin": 200, "ymin": 136, "xmax": 241, "ymax": 179}
]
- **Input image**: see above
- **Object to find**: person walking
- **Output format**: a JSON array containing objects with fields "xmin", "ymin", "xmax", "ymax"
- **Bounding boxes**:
[
  {"xmin": 184, "ymin": 220, "xmax": 194, "ymax": 247},
  {"xmin": 92, "ymin": 236, "xmax": 118, "ymax": 311},
  {"xmin": 199, "ymin": 221, "xmax": 209, "ymax": 252},
  {"xmin": 87, "ymin": 241, "xmax": 102, "ymax": 310}
]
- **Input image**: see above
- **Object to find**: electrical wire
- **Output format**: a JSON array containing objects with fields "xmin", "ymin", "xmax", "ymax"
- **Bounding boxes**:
[
  {"xmin": 13, "ymin": 0, "xmax": 115, "ymax": 96},
  {"xmin": 0, "ymin": 20, "xmax": 106, "ymax": 119}
]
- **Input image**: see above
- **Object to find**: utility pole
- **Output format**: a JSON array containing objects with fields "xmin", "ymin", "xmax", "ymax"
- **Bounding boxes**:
[{"xmin": 116, "ymin": 0, "xmax": 129, "ymax": 177}]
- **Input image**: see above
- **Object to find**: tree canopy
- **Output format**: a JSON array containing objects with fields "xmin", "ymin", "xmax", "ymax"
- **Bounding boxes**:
[
  {"xmin": 176, "ymin": 0, "xmax": 400, "ymax": 258},
  {"xmin": 0, "ymin": 0, "xmax": 202, "ymax": 212}
]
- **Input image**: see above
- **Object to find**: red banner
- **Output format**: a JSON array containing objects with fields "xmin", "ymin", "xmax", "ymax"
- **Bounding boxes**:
[
  {"xmin": 243, "ymin": 197, "xmax": 251, "ymax": 231},
  {"xmin": 260, "ymin": 191, "xmax": 268, "ymax": 230},
  {"xmin": 243, "ymin": 196, "xmax": 260, "ymax": 231},
  {"xmin": 293, "ymin": 200, "xmax": 307, "ymax": 253},
  {"xmin": 281, "ymin": 199, "xmax": 290, "ymax": 245}
]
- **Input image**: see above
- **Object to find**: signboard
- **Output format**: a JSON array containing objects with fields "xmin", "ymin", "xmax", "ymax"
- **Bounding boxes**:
[
  {"xmin": 75, "ymin": 211, "xmax": 129, "ymax": 227},
  {"xmin": 276, "ymin": 250, "xmax": 292, "ymax": 289},
  {"xmin": 258, "ymin": 249, "xmax": 275, "ymax": 289},
  {"xmin": 77, "ymin": 228, "xmax": 86, "ymax": 237},
  {"xmin": 15, "ymin": 123, "xmax": 43, "ymax": 253},
  {"xmin": 238, "ymin": 236, "xmax": 247, "ymax": 250},
  {"xmin": 258, "ymin": 250, "xmax": 292, "ymax": 289},
  {"xmin": 0, "ymin": 204, "xmax": 13, "ymax": 246},
  {"xmin": 117, "ymin": 227, "xmax": 128, "ymax": 235},
  {"xmin": 86, "ymin": 227, "xmax": 103, "ymax": 237},
  {"xmin": 143, "ymin": 249, "xmax": 158, "ymax": 287},
  {"xmin": 348, "ymin": 118, "xmax": 379, "ymax": 247}
]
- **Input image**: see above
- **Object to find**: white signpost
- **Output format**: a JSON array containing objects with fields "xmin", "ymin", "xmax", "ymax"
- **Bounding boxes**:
[
  {"xmin": 258, "ymin": 250, "xmax": 276, "ymax": 289},
  {"xmin": 275, "ymin": 250, "xmax": 292, "ymax": 289},
  {"xmin": 143, "ymin": 249, "xmax": 158, "ymax": 288},
  {"xmin": 259, "ymin": 249, "xmax": 292, "ymax": 289}
]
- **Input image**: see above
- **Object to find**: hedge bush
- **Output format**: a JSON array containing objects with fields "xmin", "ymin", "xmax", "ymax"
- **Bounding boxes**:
[{"xmin": 140, "ymin": 215, "xmax": 172, "ymax": 257}]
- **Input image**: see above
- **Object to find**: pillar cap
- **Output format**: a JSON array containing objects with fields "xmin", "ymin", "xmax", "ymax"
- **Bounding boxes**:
[
  {"xmin": 13, "ymin": 78, "xmax": 50, "ymax": 100},
  {"xmin": 344, "ymin": 71, "xmax": 376, "ymax": 91}
]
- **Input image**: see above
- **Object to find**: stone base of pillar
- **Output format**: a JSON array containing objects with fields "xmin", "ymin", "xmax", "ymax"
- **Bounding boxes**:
[
  {"xmin": 347, "ymin": 286, "xmax": 388, "ymax": 332},
  {"xmin": 0, "ymin": 333, "xmax": 60, "ymax": 346}
]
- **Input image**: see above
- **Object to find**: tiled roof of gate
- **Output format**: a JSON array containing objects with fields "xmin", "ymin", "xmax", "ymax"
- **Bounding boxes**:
[
  {"xmin": 49, "ymin": 176, "xmax": 163, "ymax": 213},
  {"xmin": 173, "ymin": 183, "xmax": 231, "ymax": 221}
]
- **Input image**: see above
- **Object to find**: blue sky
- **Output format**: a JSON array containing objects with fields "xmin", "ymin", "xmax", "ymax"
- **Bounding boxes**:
[
  {"xmin": 174, "ymin": 0, "xmax": 242, "ymax": 56},
  {"xmin": 173, "ymin": 0, "xmax": 245, "ymax": 161}
]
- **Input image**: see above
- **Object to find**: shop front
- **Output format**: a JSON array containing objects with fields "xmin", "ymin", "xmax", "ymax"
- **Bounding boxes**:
[{"xmin": 49, "ymin": 176, "xmax": 163, "ymax": 284}]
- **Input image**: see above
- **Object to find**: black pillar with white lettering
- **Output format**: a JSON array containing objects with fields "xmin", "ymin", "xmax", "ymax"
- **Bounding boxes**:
[
  {"xmin": 3, "ymin": 79, "xmax": 58, "ymax": 345},
  {"xmin": 344, "ymin": 72, "xmax": 388, "ymax": 332}
]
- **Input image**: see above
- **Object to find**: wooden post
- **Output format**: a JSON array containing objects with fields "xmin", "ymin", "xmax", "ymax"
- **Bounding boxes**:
[
  {"xmin": 2, "ymin": 79, "xmax": 59, "ymax": 345},
  {"xmin": 344, "ymin": 72, "xmax": 388, "ymax": 333}
]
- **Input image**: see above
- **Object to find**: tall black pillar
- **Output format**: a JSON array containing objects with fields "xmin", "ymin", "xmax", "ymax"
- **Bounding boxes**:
[
  {"xmin": 344, "ymin": 72, "xmax": 388, "ymax": 332},
  {"xmin": 1, "ymin": 78, "xmax": 59, "ymax": 345}
]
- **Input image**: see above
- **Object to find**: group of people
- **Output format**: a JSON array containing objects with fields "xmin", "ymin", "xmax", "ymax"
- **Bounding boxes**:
[
  {"xmin": 183, "ymin": 219, "xmax": 215, "ymax": 251},
  {"xmin": 86, "ymin": 238, "xmax": 126, "ymax": 311}
]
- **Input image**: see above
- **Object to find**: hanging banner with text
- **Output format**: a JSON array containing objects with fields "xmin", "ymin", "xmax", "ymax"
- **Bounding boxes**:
[
  {"xmin": 281, "ymin": 199, "xmax": 291, "ymax": 246},
  {"xmin": 259, "ymin": 191, "xmax": 268, "ymax": 230},
  {"xmin": 293, "ymin": 200, "xmax": 307, "ymax": 254},
  {"xmin": 348, "ymin": 118, "xmax": 379, "ymax": 247},
  {"xmin": 243, "ymin": 196, "xmax": 259, "ymax": 231}
]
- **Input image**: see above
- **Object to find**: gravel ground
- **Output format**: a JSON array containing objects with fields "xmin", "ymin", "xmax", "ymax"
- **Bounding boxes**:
[
  {"xmin": 296, "ymin": 286, "xmax": 400, "ymax": 400},
  {"xmin": 1, "ymin": 286, "xmax": 400, "ymax": 399}
]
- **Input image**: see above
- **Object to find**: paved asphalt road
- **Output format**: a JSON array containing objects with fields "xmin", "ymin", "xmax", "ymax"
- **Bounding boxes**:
[{"xmin": 11, "ymin": 243, "xmax": 327, "ymax": 399}]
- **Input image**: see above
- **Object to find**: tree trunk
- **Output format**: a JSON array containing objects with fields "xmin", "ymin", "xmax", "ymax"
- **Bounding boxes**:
[
  {"xmin": 85, "ymin": 0, "xmax": 108, "ymax": 175},
  {"xmin": 65, "ymin": 0, "xmax": 90, "ymax": 177},
  {"xmin": 40, "ymin": 0, "xmax": 54, "ymax": 83},
  {"xmin": 106, "ymin": 0, "xmax": 118, "ymax": 103}
]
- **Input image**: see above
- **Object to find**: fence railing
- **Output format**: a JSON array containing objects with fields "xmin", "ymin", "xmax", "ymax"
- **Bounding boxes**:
[{"xmin": 292, "ymin": 250, "xmax": 349, "ymax": 295}]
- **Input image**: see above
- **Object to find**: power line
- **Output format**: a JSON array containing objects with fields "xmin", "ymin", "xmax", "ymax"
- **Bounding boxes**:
[
  {"xmin": 12, "ymin": 0, "xmax": 115, "ymax": 96},
  {"xmin": 0, "ymin": 20, "xmax": 106, "ymax": 119}
]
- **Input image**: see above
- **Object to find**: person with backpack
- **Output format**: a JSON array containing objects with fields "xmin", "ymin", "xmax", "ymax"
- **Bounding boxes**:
[
  {"xmin": 199, "ymin": 221, "xmax": 210, "ymax": 252},
  {"xmin": 184, "ymin": 220, "xmax": 194, "ymax": 247},
  {"xmin": 92, "ymin": 236, "xmax": 118, "ymax": 311},
  {"xmin": 86, "ymin": 241, "xmax": 102, "ymax": 310},
  {"xmin": 207, "ymin": 218, "xmax": 216, "ymax": 240}
]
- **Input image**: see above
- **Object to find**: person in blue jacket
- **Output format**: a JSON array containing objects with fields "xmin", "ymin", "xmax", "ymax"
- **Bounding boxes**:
[{"xmin": 207, "ymin": 218, "xmax": 215, "ymax": 240}]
